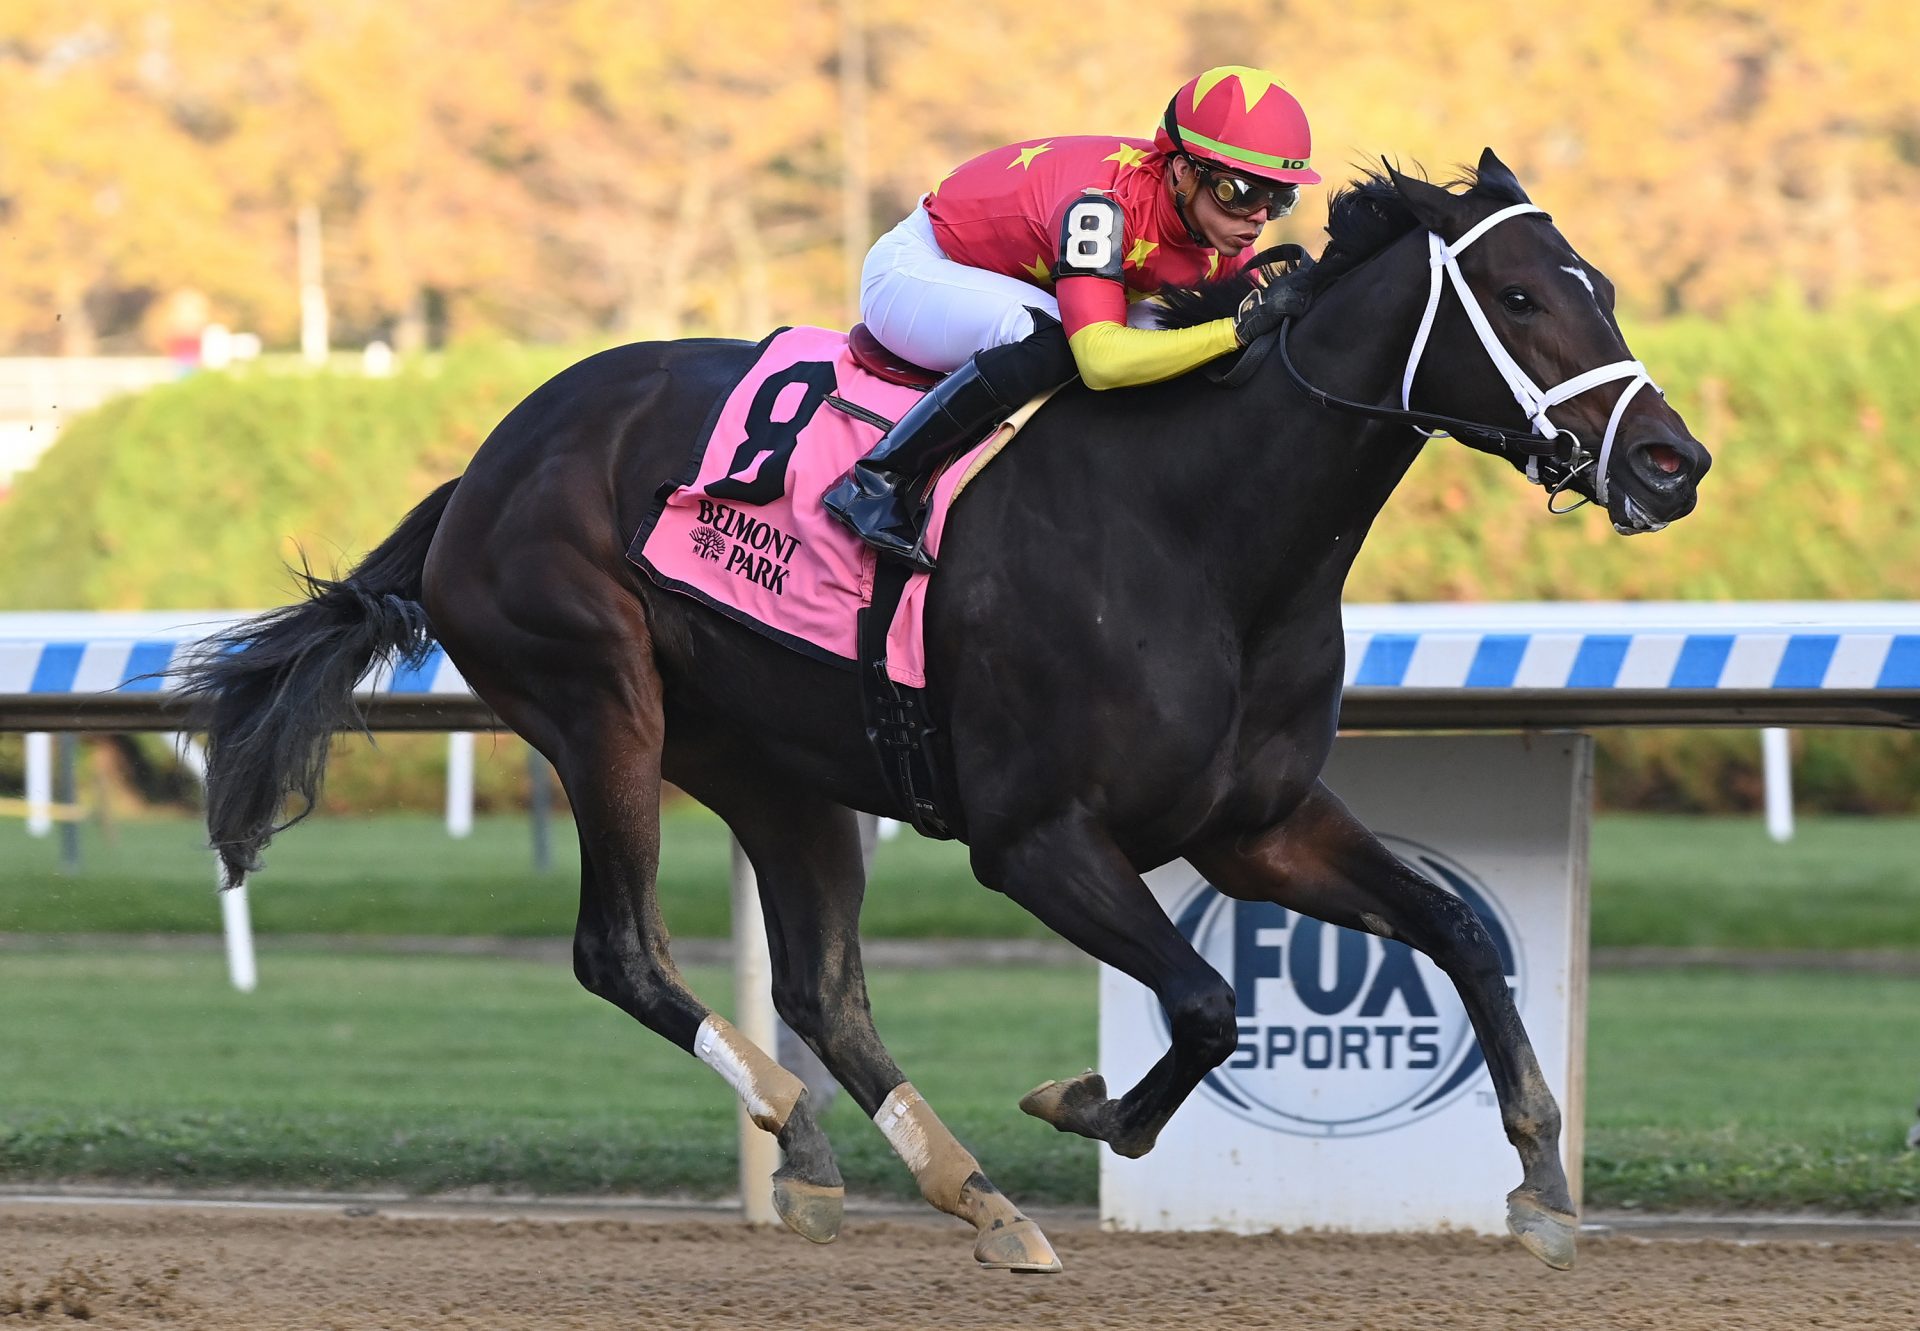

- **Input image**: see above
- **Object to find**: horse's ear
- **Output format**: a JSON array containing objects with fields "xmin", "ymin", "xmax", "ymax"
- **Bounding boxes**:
[
  {"xmin": 1385, "ymin": 162, "xmax": 1461, "ymax": 236},
  {"xmin": 1472, "ymin": 148, "xmax": 1532, "ymax": 205}
]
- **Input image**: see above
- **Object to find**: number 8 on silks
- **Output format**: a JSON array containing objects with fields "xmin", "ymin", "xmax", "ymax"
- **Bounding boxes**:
[{"xmin": 1059, "ymin": 195, "xmax": 1126, "ymax": 280}]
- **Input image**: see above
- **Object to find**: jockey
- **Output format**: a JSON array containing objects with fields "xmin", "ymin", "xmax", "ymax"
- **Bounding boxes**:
[{"xmin": 824, "ymin": 66, "xmax": 1323, "ymax": 570}]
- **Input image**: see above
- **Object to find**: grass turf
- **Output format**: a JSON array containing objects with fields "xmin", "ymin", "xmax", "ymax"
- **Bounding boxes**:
[
  {"xmin": 5, "ymin": 809, "xmax": 1920, "ymax": 952},
  {"xmin": 3, "ymin": 950, "xmax": 1918, "ymax": 1212},
  {"xmin": 0, "ymin": 951, "xmax": 1094, "ymax": 1203},
  {"xmin": 0, "ymin": 804, "xmax": 1025, "ymax": 940},
  {"xmin": 1584, "ymin": 968, "xmax": 1920, "ymax": 1212}
]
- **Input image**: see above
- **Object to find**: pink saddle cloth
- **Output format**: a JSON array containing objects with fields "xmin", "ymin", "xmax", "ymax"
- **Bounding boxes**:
[{"xmin": 628, "ymin": 326, "xmax": 1005, "ymax": 688}]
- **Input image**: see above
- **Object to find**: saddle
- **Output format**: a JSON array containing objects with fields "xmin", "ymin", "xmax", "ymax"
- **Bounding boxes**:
[
  {"xmin": 846, "ymin": 324, "xmax": 943, "ymax": 390},
  {"xmin": 630, "ymin": 324, "xmax": 989, "ymax": 838}
]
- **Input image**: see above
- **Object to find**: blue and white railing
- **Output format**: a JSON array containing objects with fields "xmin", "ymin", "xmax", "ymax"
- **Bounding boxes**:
[
  {"xmin": 0, "ymin": 611, "xmax": 482, "ymax": 730},
  {"xmin": 1, "ymin": 603, "xmax": 1917, "ymax": 731},
  {"xmin": 1344, "ymin": 602, "xmax": 1920, "ymax": 693},
  {"xmin": 1338, "ymin": 603, "xmax": 1920, "ymax": 729}
]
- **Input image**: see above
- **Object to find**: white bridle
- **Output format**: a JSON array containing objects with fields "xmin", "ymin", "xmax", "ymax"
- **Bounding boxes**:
[{"xmin": 1399, "ymin": 202, "xmax": 1663, "ymax": 529}]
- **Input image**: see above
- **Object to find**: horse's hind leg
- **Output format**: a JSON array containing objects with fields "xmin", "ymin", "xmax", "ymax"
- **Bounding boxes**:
[
  {"xmin": 1190, "ymin": 781, "xmax": 1577, "ymax": 1271},
  {"xmin": 434, "ymin": 600, "xmax": 837, "ymax": 1241},
  {"xmin": 974, "ymin": 817, "xmax": 1239, "ymax": 1160},
  {"xmin": 678, "ymin": 758, "xmax": 1060, "ymax": 1273}
]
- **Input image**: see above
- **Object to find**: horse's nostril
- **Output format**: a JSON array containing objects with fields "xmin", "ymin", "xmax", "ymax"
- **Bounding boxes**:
[{"xmin": 1641, "ymin": 443, "xmax": 1683, "ymax": 476}]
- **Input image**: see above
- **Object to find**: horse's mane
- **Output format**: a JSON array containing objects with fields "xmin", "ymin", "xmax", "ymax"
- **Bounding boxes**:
[{"xmin": 1156, "ymin": 162, "xmax": 1522, "ymax": 330}]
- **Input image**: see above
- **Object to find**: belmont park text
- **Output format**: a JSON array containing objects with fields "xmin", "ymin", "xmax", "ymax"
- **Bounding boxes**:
[{"xmin": 696, "ymin": 499, "xmax": 801, "ymax": 594}]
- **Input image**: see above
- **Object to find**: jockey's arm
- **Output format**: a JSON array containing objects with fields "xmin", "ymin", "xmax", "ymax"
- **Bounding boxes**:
[
  {"xmin": 1056, "ymin": 282, "xmax": 1239, "ymax": 390},
  {"xmin": 1052, "ymin": 194, "xmax": 1240, "ymax": 391}
]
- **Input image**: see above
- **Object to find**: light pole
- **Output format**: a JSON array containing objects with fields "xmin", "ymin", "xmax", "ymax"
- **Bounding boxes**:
[{"xmin": 839, "ymin": 0, "xmax": 870, "ymax": 320}]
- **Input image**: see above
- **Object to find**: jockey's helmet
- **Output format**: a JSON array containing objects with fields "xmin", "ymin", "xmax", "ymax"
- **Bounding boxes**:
[{"xmin": 1155, "ymin": 66, "xmax": 1322, "ymax": 188}]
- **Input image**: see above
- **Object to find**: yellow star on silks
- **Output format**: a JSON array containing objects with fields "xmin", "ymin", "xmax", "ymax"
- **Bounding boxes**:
[
  {"xmin": 1206, "ymin": 253, "xmax": 1220, "ymax": 280},
  {"xmin": 1104, "ymin": 144, "xmax": 1149, "ymax": 170},
  {"xmin": 1022, "ymin": 254, "xmax": 1052, "ymax": 284},
  {"xmin": 1124, "ymin": 237, "xmax": 1159, "ymax": 268},
  {"xmin": 1009, "ymin": 141, "xmax": 1053, "ymax": 170},
  {"xmin": 928, "ymin": 166, "xmax": 958, "ymax": 196},
  {"xmin": 1193, "ymin": 64, "xmax": 1288, "ymax": 112}
]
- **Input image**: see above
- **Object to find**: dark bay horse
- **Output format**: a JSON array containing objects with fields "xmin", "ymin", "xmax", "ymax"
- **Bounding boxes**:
[{"xmin": 185, "ymin": 151, "xmax": 1710, "ymax": 1273}]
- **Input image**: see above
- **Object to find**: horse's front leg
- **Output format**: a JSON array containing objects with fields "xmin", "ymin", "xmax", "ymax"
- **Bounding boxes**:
[
  {"xmin": 979, "ymin": 817, "xmax": 1239, "ymax": 1159},
  {"xmin": 1190, "ymin": 780, "xmax": 1578, "ymax": 1271}
]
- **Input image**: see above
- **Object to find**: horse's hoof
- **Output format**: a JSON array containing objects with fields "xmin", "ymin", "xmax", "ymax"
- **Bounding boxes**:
[
  {"xmin": 772, "ymin": 1175, "xmax": 844, "ymax": 1244},
  {"xmin": 973, "ymin": 1216, "xmax": 1063, "ymax": 1274},
  {"xmin": 1020, "ymin": 1071, "xmax": 1108, "ymax": 1132},
  {"xmin": 1506, "ymin": 1188, "xmax": 1578, "ymax": 1270}
]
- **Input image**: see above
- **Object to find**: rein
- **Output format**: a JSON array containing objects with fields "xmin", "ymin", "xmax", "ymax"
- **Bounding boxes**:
[
  {"xmin": 1261, "ymin": 202, "xmax": 1665, "ymax": 528},
  {"xmin": 1270, "ymin": 325, "xmax": 1565, "ymax": 460}
]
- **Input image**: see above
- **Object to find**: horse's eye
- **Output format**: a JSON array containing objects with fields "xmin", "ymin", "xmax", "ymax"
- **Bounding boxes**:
[{"xmin": 1500, "ymin": 287, "xmax": 1535, "ymax": 314}]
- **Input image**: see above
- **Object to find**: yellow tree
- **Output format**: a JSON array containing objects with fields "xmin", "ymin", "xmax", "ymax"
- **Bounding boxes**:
[{"xmin": 2, "ymin": 0, "xmax": 1918, "ymax": 352}]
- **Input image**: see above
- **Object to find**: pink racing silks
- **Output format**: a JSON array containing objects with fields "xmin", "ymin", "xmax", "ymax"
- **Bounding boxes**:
[{"xmin": 630, "ymin": 326, "xmax": 1003, "ymax": 688}]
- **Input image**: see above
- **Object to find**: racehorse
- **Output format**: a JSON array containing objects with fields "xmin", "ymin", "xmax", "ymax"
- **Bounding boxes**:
[{"xmin": 183, "ymin": 151, "xmax": 1710, "ymax": 1274}]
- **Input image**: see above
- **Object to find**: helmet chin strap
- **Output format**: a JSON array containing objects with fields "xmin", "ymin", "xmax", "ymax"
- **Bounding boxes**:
[{"xmin": 1169, "ymin": 156, "xmax": 1211, "ymax": 248}]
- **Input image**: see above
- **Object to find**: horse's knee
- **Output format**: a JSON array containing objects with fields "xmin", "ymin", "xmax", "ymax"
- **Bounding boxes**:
[
  {"xmin": 573, "ymin": 930, "xmax": 668, "ymax": 1012},
  {"xmin": 572, "ymin": 934, "xmax": 616, "ymax": 1001},
  {"xmin": 770, "ymin": 979, "xmax": 826, "ymax": 1045},
  {"xmin": 1166, "ymin": 977, "xmax": 1238, "ymax": 1068}
]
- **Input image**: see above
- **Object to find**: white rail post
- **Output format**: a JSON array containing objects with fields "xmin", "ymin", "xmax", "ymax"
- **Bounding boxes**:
[
  {"xmin": 24, "ymin": 731, "xmax": 52, "ymax": 836},
  {"xmin": 171, "ymin": 732, "xmax": 257, "ymax": 993},
  {"xmin": 53, "ymin": 734, "xmax": 80, "ymax": 872},
  {"xmin": 221, "ymin": 876, "xmax": 259, "ymax": 993},
  {"xmin": 527, "ymin": 748, "xmax": 553, "ymax": 871},
  {"xmin": 730, "ymin": 837, "xmax": 779, "ymax": 1223},
  {"xmin": 446, "ymin": 732, "xmax": 475, "ymax": 838},
  {"xmin": 1762, "ymin": 727, "xmax": 1794, "ymax": 844}
]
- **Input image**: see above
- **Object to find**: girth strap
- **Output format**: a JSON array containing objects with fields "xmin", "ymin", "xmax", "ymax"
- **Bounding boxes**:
[{"xmin": 854, "ymin": 558, "xmax": 959, "ymax": 840}]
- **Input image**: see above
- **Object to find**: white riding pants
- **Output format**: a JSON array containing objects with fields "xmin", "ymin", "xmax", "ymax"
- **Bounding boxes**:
[{"xmin": 860, "ymin": 206, "xmax": 1061, "ymax": 372}]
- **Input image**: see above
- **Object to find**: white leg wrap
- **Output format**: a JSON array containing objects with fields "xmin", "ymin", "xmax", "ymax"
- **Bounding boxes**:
[
  {"xmin": 874, "ymin": 1082, "xmax": 981, "ymax": 1213},
  {"xmin": 695, "ymin": 1014, "xmax": 803, "ymax": 1133}
]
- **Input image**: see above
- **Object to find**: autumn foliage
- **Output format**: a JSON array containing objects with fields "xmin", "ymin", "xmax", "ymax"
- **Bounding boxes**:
[{"xmin": 4, "ymin": 2, "xmax": 1917, "ymax": 353}]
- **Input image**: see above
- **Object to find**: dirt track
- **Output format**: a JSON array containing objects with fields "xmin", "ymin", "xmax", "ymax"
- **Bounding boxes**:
[{"xmin": 4, "ymin": 1201, "xmax": 1917, "ymax": 1330}]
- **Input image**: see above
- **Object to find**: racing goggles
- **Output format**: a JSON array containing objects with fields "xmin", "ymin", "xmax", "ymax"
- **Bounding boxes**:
[{"xmin": 1193, "ymin": 161, "xmax": 1298, "ymax": 218}]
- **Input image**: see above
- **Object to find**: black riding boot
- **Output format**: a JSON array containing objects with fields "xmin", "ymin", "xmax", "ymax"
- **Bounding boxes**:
[
  {"xmin": 824, "ymin": 310, "xmax": 1075, "ymax": 572},
  {"xmin": 822, "ymin": 358, "xmax": 1014, "ymax": 572}
]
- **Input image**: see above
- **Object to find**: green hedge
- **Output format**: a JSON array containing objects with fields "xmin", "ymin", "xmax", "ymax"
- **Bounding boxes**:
[
  {"xmin": 1341, "ymin": 294, "xmax": 1920, "ymax": 812},
  {"xmin": 0, "ymin": 340, "xmax": 585, "ymax": 610},
  {"xmin": 0, "ymin": 341, "xmax": 587, "ymax": 814},
  {"xmin": 0, "ymin": 309, "xmax": 1914, "ymax": 813},
  {"xmin": 1348, "ymin": 293, "xmax": 1920, "ymax": 603}
]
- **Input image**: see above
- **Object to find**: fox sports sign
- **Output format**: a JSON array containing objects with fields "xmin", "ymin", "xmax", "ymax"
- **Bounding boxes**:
[{"xmin": 1155, "ymin": 836, "xmax": 1521, "ymax": 1139}]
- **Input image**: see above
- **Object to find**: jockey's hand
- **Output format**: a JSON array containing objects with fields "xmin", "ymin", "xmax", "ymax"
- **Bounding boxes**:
[
  {"xmin": 1232, "ymin": 254, "xmax": 1313, "ymax": 346},
  {"xmin": 1234, "ymin": 281, "xmax": 1291, "ymax": 346},
  {"xmin": 1228, "ymin": 243, "xmax": 1320, "ymax": 345}
]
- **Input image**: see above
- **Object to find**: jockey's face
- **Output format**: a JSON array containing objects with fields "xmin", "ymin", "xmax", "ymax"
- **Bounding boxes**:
[{"xmin": 1172, "ymin": 156, "xmax": 1276, "ymax": 257}]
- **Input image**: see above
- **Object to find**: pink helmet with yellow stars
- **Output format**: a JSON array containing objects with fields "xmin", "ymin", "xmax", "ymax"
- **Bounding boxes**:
[{"xmin": 1154, "ymin": 66, "xmax": 1322, "ymax": 186}]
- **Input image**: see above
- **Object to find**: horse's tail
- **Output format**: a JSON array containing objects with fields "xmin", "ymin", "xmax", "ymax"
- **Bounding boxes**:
[{"xmin": 178, "ymin": 478, "xmax": 460, "ymax": 888}]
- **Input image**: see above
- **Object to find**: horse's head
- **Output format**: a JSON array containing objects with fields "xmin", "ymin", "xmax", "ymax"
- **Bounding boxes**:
[{"xmin": 1385, "ymin": 150, "xmax": 1711, "ymax": 533}]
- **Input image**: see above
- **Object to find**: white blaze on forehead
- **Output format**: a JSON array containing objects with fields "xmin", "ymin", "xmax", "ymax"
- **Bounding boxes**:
[{"xmin": 1560, "ymin": 264, "xmax": 1596, "ymax": 298}]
